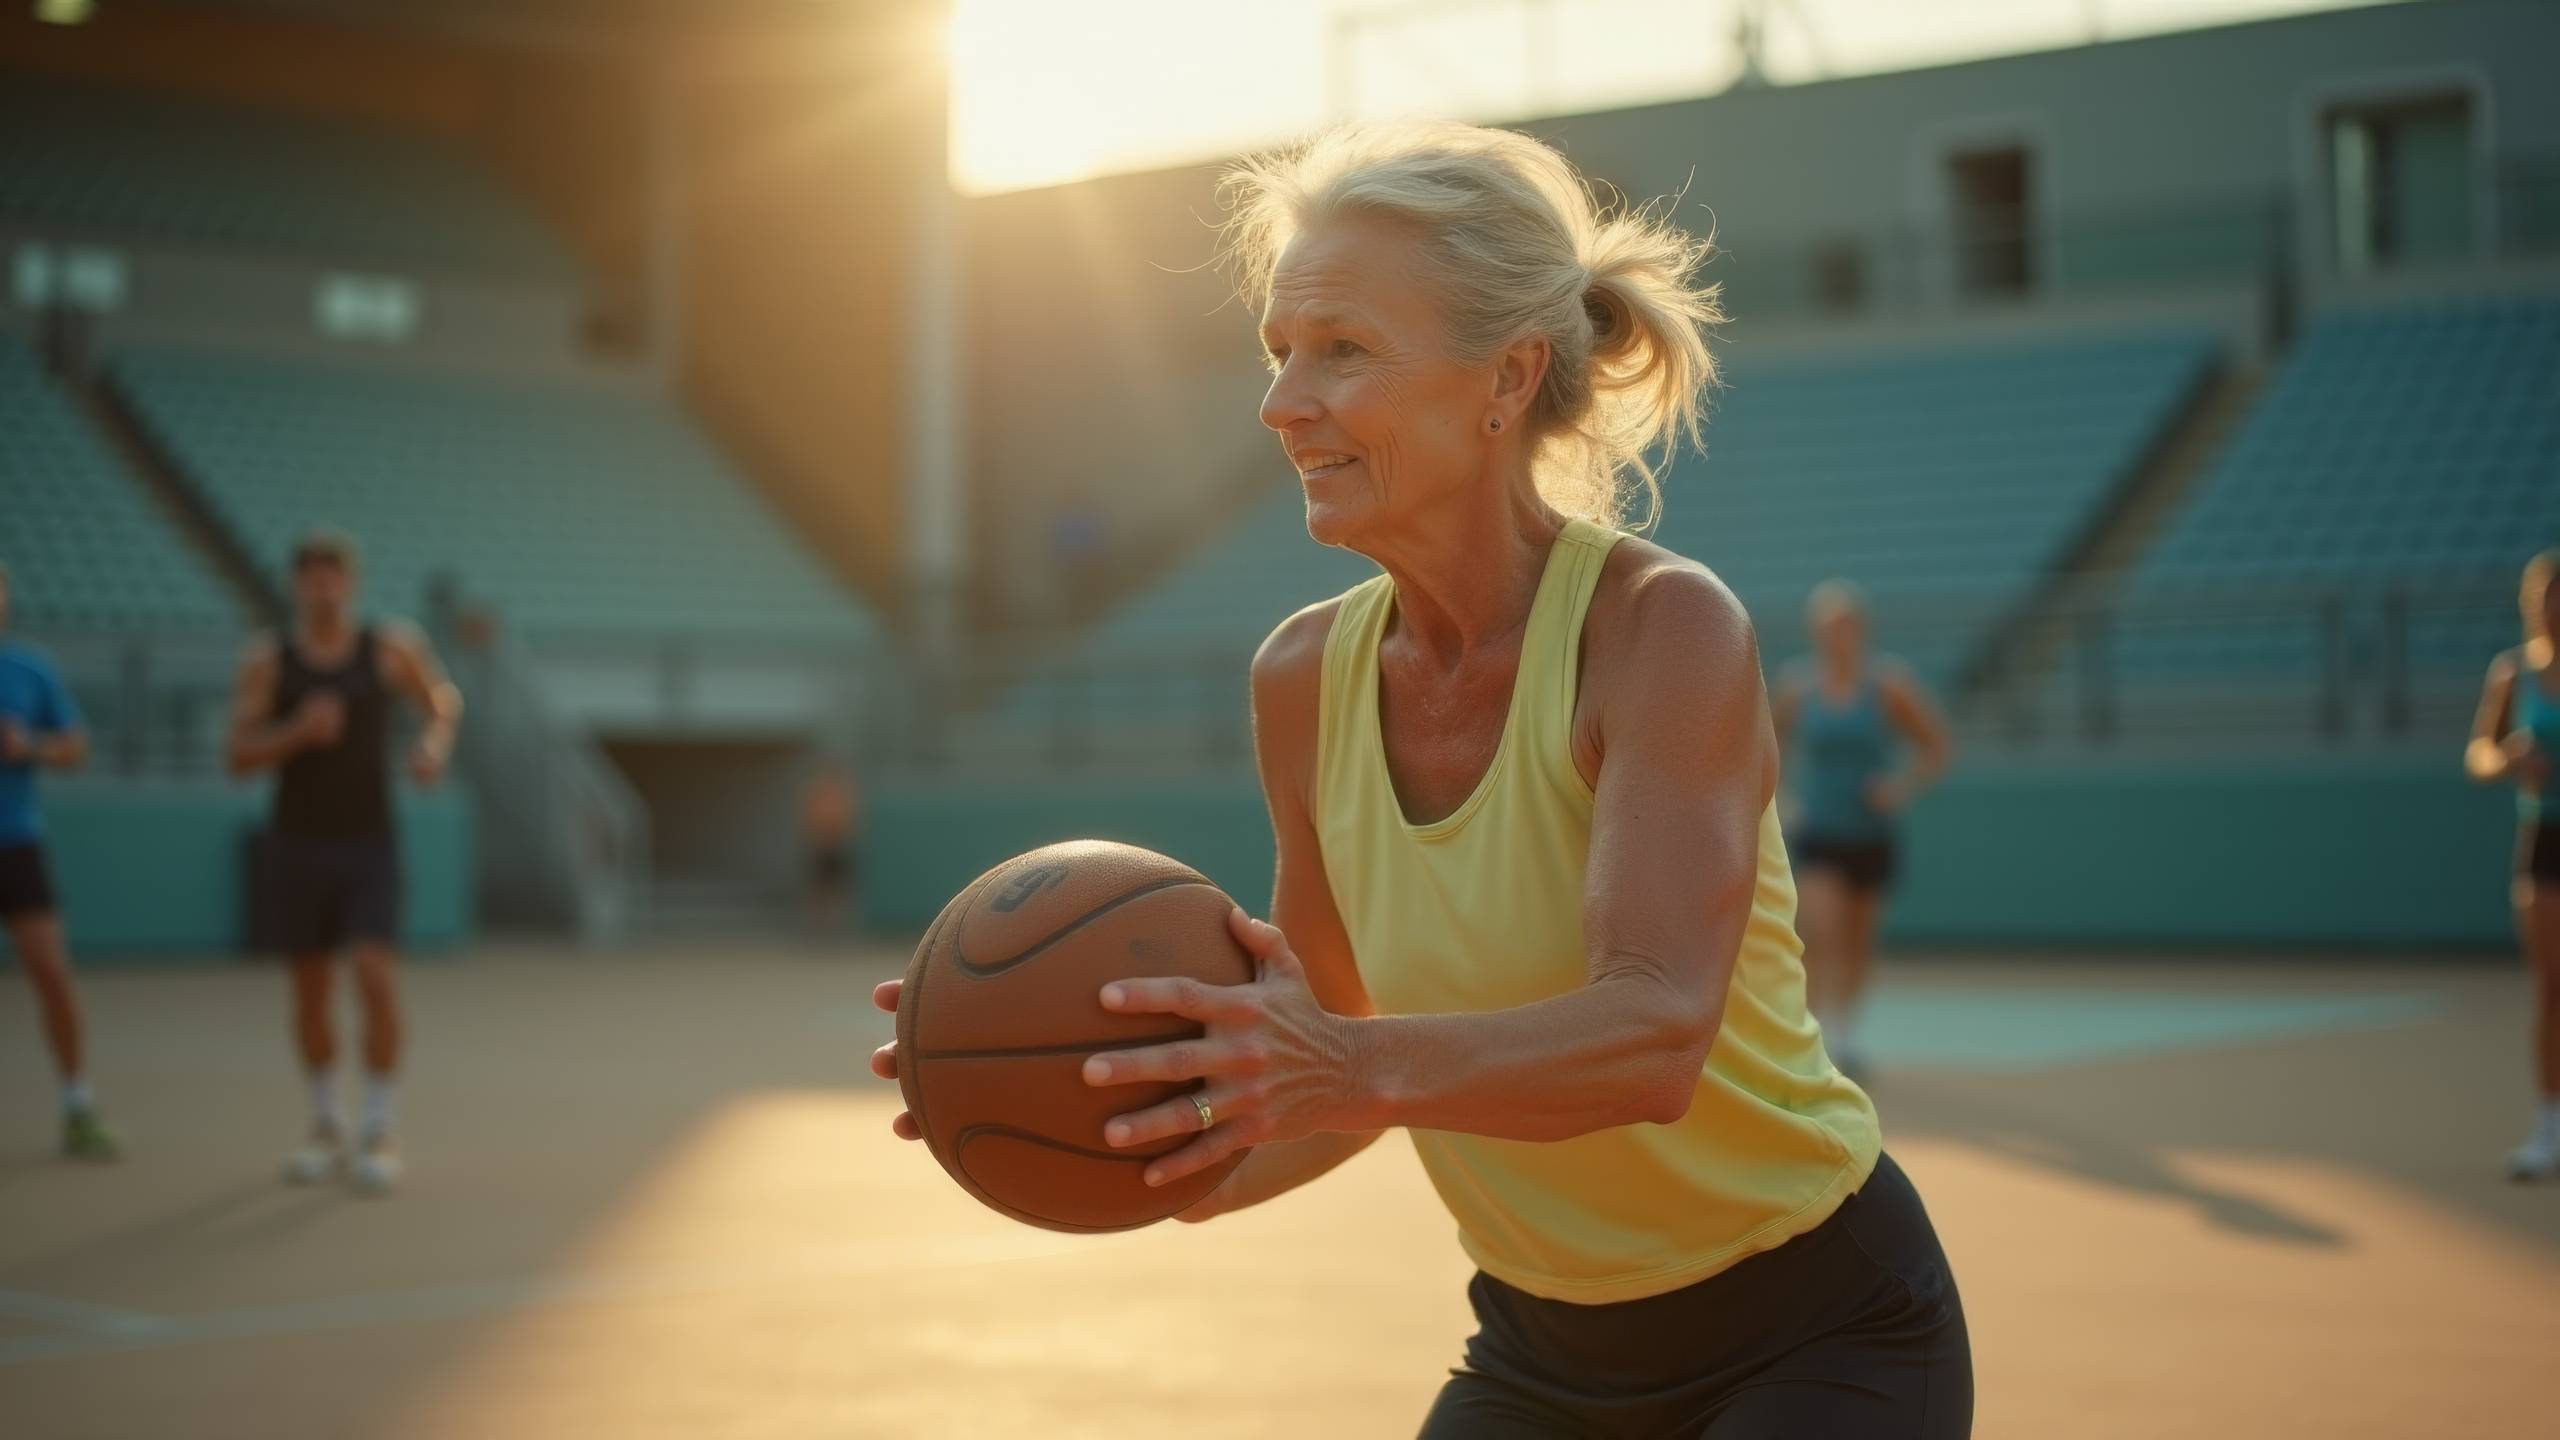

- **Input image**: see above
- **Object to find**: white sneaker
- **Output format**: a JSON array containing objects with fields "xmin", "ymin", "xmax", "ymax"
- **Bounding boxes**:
[
  {"xmin": 282, "ymin": 1120, "xmax": 347, "ymax": 1186},
  {"xmin": 2506, "ymin": 1129, "xmax": 2559, "ymax": 1183},
  {"xmin": 351, "ymin": 1131, "xmax": 403, "ymax": 1196}
]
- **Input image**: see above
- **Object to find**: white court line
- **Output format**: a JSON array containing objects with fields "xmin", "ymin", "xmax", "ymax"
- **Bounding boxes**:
[{"xmin": 0, "ymin": 1227, "xmax": 1119, "ymax": 1367}]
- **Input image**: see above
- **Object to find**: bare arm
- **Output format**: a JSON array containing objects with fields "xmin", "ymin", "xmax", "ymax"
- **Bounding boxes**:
[
  {"xmin": 1769, "ymin": 666, "xmax": 1802, "ymax": 751},
  {"xmin": 0, "ymin": 723, "xmax": 86, "ymax": 770},
  {"xmin": 1338, "ymin": 560, "xmax": 1760, "ymax": 1138},
  {"xmin": 1180, "ymin": 603, "xmax": 1383, "ymax": 1222},
  {"xmin": 2465, "ymin": 652, "xmax": 2534, "ymax": 786},
  {"xmin": 1097, "ymin": 553, "xmax": 1771, "ymax": 1183},
  {"xmin": 1876, "ymin": 661, "xmax": 1954, "ymax": 807},
  {"xmin": 0, "ymin": 661, "xmax": 90, "ymax": 770},
  {"xmin": 379, "ymin": 620, "xmax": 463, "ymax": 782},
  {"xmin": 223, "ymin": 640, "xmax": 302, "ymax": 777},
  {"xmin": 1768, "ymin": 666, "xmax": 1803, "ymax": 825}
]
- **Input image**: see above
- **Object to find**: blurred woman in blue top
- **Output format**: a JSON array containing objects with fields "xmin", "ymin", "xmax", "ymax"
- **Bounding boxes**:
[
  {"xmin": 0, "ymin": 564, "xmax": 121, "ymax": 1160},
  {"xmin": 1773, "ymin": 580, "xmax": 1952, "ymax": 1079},
  {"xmin": 2468, "ymin": 548, "xmax": 2560, "ymax": 1181}
]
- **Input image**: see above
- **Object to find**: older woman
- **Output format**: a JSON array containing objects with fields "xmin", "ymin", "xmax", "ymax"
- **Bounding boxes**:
[{"xmin": 875, "ymin": 123, "xmax": 1970, "ymax": 1436}]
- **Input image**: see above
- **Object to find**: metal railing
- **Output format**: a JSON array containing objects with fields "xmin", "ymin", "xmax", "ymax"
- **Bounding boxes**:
[
  {"xmin": 1965, "ymin": 576, "xmax": 2520, "ymax": 749},
  {"xmin": 864, "ymin": 574, "xmax": 2524, "ymax": 774},
  {"xmin": 24, "ymin": 597, "xmax": 654, "ymax": 943},
  {"xmin": 24, "ymin": 627, "xmax": 241, "ymax": 777},
  {"xmin": 26, "ymin": 574, "xmax": 2525, "ymax": 812},
  {"xmin": 427, "ymin": 585, "xmax": 651, "ymax": 944}
]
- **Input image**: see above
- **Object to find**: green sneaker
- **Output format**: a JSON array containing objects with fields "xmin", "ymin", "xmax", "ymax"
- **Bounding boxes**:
[{"xmin": 60, "ymin": 1108, "xmax": 123, "ymax": 1163}]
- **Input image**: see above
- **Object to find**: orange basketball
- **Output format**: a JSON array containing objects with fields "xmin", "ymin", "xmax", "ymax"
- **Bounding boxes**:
[{"xmin": 895, "ymin": 840, "xmax": 1256, "ymax": 1232}]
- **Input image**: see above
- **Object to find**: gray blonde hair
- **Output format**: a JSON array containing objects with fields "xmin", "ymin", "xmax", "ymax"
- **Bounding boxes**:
[{"xmin": 1220, "ymin": 122, "xmax": 1720, "ymax": 530}]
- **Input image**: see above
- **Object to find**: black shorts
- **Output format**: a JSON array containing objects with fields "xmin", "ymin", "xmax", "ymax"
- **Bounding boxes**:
[
  {"xmin": 2521, "ymin": 822, "xmax": 2560, "ymax": 885},
  {"xmin": 266, "ymin": 832, "xmax": 401, "ymax": 955},
  {"xmin": 0, "ymin": 842, "xmax": 57, "ymax": 920},
  {"xmin": 1792, "ymin": 831, "xmax": 1899, "ymax": 894},
  {"xmin": 1422, "ymin": 1152, "xmax": 1971, "ymax": 1439}
]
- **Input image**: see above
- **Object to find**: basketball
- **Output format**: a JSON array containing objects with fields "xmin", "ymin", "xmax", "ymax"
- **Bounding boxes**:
[{"xmin": 895, "ymin": 840, "xmax": 1256, "ymax": 1231}]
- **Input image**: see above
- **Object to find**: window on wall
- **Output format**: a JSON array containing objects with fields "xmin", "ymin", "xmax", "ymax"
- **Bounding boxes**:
[
  {"xmin": 2327, "ymin": 94, "xmax": 2476, "ymax": 273},
  {"xmin": 1947, "ymin": 145, "xmax": 2033, "ymax": 299}
]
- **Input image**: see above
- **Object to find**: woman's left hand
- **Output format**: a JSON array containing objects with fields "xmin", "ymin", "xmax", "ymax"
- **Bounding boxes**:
[{"xmin": 1086, "ymin": 908, "xmax": 1369, "ymax": 1187}]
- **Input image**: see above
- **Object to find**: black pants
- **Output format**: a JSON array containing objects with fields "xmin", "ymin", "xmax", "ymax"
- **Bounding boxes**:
[{"xmin": 1420, "ymin": 1152, "xmax": 1971, "ymax": 1438}]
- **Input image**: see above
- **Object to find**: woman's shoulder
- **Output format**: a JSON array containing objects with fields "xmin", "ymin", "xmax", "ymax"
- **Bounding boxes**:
[
  {"xmin": 1249, "ymin": 597, "xmax": 1358, "ymax": 788},
  {"xmin": 1252, "ymin": 595, "xmax": 1351, "ymax": 707},
  {"xmin": 1575, "ymin": 533, "xmax": 1763, "ymax": 734},
  {"xmin": 1586, "ymin": 532, "xmax": 1755, "ymax": 661}
]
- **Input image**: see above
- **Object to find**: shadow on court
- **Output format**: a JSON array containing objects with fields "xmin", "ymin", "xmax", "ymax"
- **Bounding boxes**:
[
  {"xmin": 1885, "ymin": 1080, "xmax": 2348, "ymax": 1248},
  {"xmin": 1, "ymin": 944, "xmax": 2553, "ymax": 1439}
]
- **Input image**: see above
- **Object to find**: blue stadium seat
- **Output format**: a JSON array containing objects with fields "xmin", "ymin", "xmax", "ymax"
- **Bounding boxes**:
[
  {"xmin": 2124, "ymin": 296, "xmax": 2560, "ymax": 679},
  {"xmin": 1653, "ymin": 330, "xmax": 2217, "ymax": 681},
  {"xmin": 110, "ymin": 346, "xmax": 877, "ymax": 644},
  {"xmin": 971, "ymin": 328, "xmax": 2214, "ymax": 756},
  {"xmin": 0, "ymin": 338, "xmax": 235, "ymax": 631},
  {"xmin": 0, "ymin": 79, "xmax": 574, "ymax": 282}
]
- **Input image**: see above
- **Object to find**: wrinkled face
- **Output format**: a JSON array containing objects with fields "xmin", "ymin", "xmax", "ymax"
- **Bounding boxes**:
[
  {"xmin": 1257, "ymin": 215, "xmax": 1495, "ymax": 549},
  {"xmin": 294, "ymin": 554, "xmax": 355, "ymax": 623}
]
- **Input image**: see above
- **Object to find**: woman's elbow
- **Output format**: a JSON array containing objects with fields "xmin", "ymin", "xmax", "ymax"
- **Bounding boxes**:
[{"xmin": 1631, "ymin": 1012, "xmax": 1719, "ymax": 1126}]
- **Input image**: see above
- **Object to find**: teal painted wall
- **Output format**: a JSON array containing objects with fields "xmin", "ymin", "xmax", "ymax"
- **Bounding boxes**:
[
  {"xmin": 869, "ymin": 759, "xmax": 2517, "ymax": 949},
  {"xmin": 1889, "ymin": 758, "xmax": 2516, "ymax": 948},
  {"xmin": 33, "ymin": 778, "xmax": 476, "ymax": 956}
]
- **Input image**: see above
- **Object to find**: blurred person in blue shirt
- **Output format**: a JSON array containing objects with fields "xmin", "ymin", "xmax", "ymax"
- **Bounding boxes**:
[{"xmin": 0, "ymin": 563, "xmax": 122, "ymax": 1161}]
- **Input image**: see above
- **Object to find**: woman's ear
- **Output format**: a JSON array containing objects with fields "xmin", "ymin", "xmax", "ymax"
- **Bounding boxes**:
[{"xmin": 1488, "ymin": 335, "xmax": 1550, "ymax": 429}]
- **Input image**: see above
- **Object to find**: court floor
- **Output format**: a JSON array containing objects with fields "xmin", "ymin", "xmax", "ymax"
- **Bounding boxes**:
[{"xmin": 2, "ymin": 942, "xmax": 2554, "ymax": 1438}]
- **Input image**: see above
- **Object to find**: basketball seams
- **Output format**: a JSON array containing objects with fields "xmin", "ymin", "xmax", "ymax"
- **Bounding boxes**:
[
  {"xmin": 951, "ymin": 1123, "xmax": 1155, "ymax": 1165},
  {"xmin": 903, "ymin": 844, "xmax": 1256, "ymax": 1233},
  {"xmin": 898, "ymin": 867, "xmax": 994, "ymax": 1151},
  {"xmin": 914, "ymin": 1030, "xmax": 1201, "ymax": 1061},
  {"xmin": 949, "ymin": 1126, "xmax": 1201, "ymax": 1234},
  {"xmin": 952, "ymin": 874, "xmax": 1216, "ymax": 977}
]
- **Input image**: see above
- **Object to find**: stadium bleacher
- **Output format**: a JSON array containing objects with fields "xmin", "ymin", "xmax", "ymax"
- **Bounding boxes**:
[
  {"xmin": 2123, "ymin": 296, "xmax": 2560, "ymax": 680},
  {"xmin": 1070, "ymin": 483, "xmax": 1380, "ymax": 654},
  {"xmin": 0, "ymin": 78, "xmax": 573, "ymax": 281},
  {"xmin": 0, "ymin": 337, "xmax": 235, "ymax": 631},
  {"xmin": 955, "ymin": 328, "xmax": 2218, "ymax": 761},
  {"xmin": 110, "ymin": 346, "xmax": 874, "ymax": 644},
  {"xmin": 1655, "ymin": 329, "xmax": 2219, "ymax": 680},
  {"xmin": 958, "ymin": 484, "xmax": 1377, "ymax": 761}
]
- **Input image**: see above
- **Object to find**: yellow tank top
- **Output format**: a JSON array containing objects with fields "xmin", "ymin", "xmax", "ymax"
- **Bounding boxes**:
[{"xmin": 1314, "ymin": 518, "xmax": 1880, "ymax": 1305}]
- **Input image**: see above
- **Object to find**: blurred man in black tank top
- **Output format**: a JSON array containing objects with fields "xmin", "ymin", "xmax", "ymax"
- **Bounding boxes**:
[{"xmin": 225, "ymin": 530, "xmax": 461, "ymax": 1195}]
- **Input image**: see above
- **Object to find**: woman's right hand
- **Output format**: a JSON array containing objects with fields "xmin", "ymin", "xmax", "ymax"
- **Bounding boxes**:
[{"xmin": 869, "ymin": 979, "xmax": 923, "ymax": 1141}]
